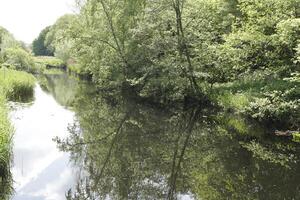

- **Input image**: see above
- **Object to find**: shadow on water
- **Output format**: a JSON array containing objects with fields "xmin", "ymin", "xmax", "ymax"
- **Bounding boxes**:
[
  {"xmin": 6, "ymin": 72, "xmax": 300, "ymax": 200},
  {"xmin": 51, "ymin": 74, "xmax": 300, "ymax": 200}
]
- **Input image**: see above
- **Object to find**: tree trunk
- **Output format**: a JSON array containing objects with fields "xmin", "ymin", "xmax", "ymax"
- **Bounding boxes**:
[
  {"xmin": 172, "ymin": 0, "xmax": 201, "ymax": 95},
  {"xmin": 98, "ymin": 0, "xmax": 129, "ymax": 76}
]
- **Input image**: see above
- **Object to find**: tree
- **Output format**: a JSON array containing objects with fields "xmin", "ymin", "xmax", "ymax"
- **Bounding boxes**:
[
  {"xmin": 44, "ymin": 14, "xmax": 78, "ymax": 63},
  {"xmin": 32, "ymin": 26, "xmax": 54, "ymax": 56}
]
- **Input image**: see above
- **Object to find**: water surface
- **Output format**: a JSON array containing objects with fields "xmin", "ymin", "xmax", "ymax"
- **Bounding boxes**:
[
  {"xmin": 10, "ymin": 80, "xmax": 77, "ymax": 200},
  {"xmin": 9, "ymin": 73, "xmax": 300, "ymax": 200}
]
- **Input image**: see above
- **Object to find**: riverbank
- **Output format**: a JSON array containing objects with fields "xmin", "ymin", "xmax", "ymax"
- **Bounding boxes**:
[
  {"xmin": 212, "ymin": 73, "xmax": 300, "ymax": 135},
  {"xmin": 35, "ymin": 58, "xmax": 299, "ymax": 136},
  {"xmin": 0, "ymin": 68, "xmax": 35, "ymax": 198}
]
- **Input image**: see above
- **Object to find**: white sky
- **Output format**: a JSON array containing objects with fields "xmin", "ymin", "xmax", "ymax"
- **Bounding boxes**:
[{"xmin": 0, "ymin": 0, "xmax": 75, "ymax": 44}]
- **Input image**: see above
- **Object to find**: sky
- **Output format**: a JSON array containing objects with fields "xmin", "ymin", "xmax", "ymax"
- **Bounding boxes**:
[{"xmin": 0, "ymin": 0, "xmax": 75, "ymax": 44}]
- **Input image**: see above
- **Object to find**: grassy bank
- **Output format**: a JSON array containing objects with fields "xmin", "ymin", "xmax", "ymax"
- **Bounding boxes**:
[
  {"xmin": 0, "ymin": 68, "xmax": 36, "ymax": 101},
  {"xmin": 0, "ymin": 68, "xmax": 35, "ymax": 198},
  {"xmin": 34, "ymin": 56, "xmax": 65, "ymax": 69},
  {"xmin": 212, "ymin": 75, "xmax": 300, "ymax": 131},
  {"xmin": 0, "ymin": 93, "xmax": 12, "ymax": 198}
]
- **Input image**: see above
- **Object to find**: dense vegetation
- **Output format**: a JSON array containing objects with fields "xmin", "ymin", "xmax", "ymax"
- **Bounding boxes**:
[
  {"xmin": 32, "ymin": 27, "xmax": 54, "ymax": 56},
  {"xmin": 37, "ymin": 0, "xmax": 299, "ymax": 130},
  {"xmin": 0, "ymin": 26, "xmax": 41, "ymax": 73},
  {"xmin": 0, "ymin": 0, "xmax": 299, "ymax": 198}
]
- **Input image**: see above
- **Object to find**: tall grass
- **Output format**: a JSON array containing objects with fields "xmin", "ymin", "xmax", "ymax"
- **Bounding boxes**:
[
  {"xmin": 0, "ymin": 68, "xmax": 36, "ymax": 101},
  {"xmin": 0, "ymin": 68, "xmax": 35, "ymax": 198},
  {"xmin": 0, "ymin": 94, "xmax": 13, "ymax": 198}
]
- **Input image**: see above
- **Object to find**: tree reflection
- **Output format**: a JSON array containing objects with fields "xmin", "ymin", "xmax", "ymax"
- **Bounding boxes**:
[
  {"xmin": 54, "ymin": 83, "xmax": 300, "ymax": 200},
  {"xmin": 39, "ymin": 73, "xmax": 79, "ymax": 107}
]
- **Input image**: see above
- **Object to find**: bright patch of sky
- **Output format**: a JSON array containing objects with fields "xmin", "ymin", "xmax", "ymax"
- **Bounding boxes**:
[{"xmin": 0, "ymin": 0, "xmax": 75, "ymax": 44}]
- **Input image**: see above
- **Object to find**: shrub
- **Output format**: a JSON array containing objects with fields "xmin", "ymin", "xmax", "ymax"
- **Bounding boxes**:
[
  {"xmin": 245, "ymin": 88, "xmax": 300, "ymax": 129},
  {"xmin": 2, "ymin": 48, "xmax": 38, "ymax": 73}
]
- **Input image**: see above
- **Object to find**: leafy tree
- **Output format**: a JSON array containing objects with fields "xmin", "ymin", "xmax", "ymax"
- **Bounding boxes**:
[
  {"xmin": 0, "ymin": 27, "xmax": 20, "ymax": 63},
  {"xmin": 3, "ymin": 48, "xmax": 37, "ymax": 73},
  {"xmin": 32, "ymin": 26, "xmax": 54, "ymax": 56},
  {"xmin": 33, "ymin": 0, "xmax": 300, "ymax": 127},
  {"xmin": 45, "ymin": 14, "xmax": 78, "ymax": 63}
]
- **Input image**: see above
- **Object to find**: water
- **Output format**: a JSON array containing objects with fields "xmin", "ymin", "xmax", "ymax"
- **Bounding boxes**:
[
  {"xmin": 8, "ymin": 73, "xmax": 300, "ymax": 200},
  {"xmin": 10, "ymin": 82, "xmax": 76, "ymax": 199}
]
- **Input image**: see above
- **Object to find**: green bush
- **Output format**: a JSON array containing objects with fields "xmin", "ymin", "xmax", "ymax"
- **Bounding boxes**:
[
  {"xmin": 2, "ymin": 48, "xmax": 38, "ymax": 73},
  {"xmin": 292, "ymin": 133, "xmax": 300, "ymax": 143},
  {"xmin": 245, "ymin": 88, "xmax": 300, "ymax": 129}
]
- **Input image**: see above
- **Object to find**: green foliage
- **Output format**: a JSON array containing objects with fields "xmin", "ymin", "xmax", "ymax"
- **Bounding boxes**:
[
  {"xmin": 64, "ymin": 0, "xmax": 298, "ymax": 101},
  {"xmin": 242, "ymin": 141, "xmax": 296, "ymax": 168},
  {"xmin": 219, "ymin": 31, "xmax": 275, "ymax": 76},
  {"xmin": 32, "ymin": 26, "xmax": 54, "ymax": 56},
  {"xmin": 44, "ymin": 15, "xmax": 77, "ymax": 63},
  {"xmin": 0, "ymin": 68, "xmax": 36, "ymax": 101},
  {"xmin": 0, "ymin": 27, "xmax": 20, "ymax": 55},
  {"xmin": 292, "ymin": 133, "xmax": 300, "ymax": 143},
  {"xmin": 277, "ymin": 19, "xmax": 300, "ymax": 49},
  {"xmin": 34, "ymin": 56, "xmax": 65, "ymax": 69},
  {"xmin": 2, "ymin": 48, "xmax": 38, "ymax": 73},
  {"xmin": 245, "ymin": 88, "xmax": 300, "ymax": 129},
  {"xmin": 0, "ymin": 26, "xmax": 39, "ymax": 75},
  {"xmin": 217, "ymin": 92, "xmax": 251, "ymax": 111},
  {"xmin": 214, "ymin": 74, "xmax": 300, "ymax": 129},
  {"xmin": 284, "ymin": 72, "xmax": 300, "ymax": 83},
  {"xmin": 0, "ymin": 94, "xmax": 12, "ymax": 199},
  {"xmin": 238, "ymin": 0, "xmax": 297, "ymax": 34},
  {"xmin": 32, "ymin": 0, "xmax": 300, "ymax": 127}
]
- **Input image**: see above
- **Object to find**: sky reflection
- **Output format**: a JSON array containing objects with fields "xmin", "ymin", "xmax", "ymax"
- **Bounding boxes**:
[{"xmin": 10, "ymin": 85, "xmax": 76, "ymax": 200}]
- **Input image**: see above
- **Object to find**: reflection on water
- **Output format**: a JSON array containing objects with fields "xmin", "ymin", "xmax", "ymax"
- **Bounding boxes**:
[
  {"xmin": 9, "ymin": 73, "xmax": 300, "ymax": 200},
  {"xmin": 57, "ymin": 77, "xmax": 300, "ymax": 200},
  {"xmin": 40, "ymin": 74, "xmax": 78, "ymax": 108},
  {"xmin": 10, "ymin": 84, "xmax": 76, "ymax": 200}
]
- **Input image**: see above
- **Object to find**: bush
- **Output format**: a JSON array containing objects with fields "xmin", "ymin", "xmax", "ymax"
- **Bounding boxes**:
[
  {"xmin": 245, "ymin": 88, "xmax": 300, "ymax": 129},
  {"xmin": 292, "ymin": 133, "xmax": 300, "ymax": 143},
  {"xmin": 2, "ymin": 48, "xmax": 38, "ymax": 73}
]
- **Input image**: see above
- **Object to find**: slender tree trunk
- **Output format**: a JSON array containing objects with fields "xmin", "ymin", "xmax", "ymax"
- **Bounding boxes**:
[
  {"xmin": 98, "ymin": 0, "xmax": 129, "ymax": 76},
  {"xmin": 172, "ymin": 0, "xmax": 201, "ymax": 95}
]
